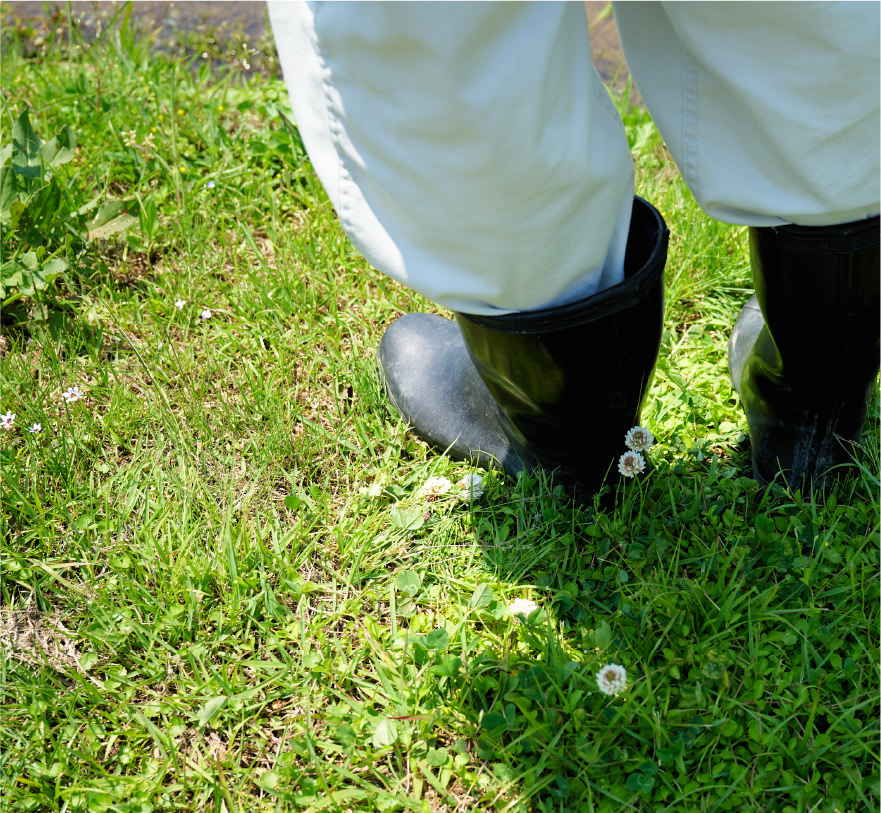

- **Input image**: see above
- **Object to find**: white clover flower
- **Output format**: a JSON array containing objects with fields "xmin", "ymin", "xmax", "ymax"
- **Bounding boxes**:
[
  {"xmin": 174, "ymin": 298, "xmax": 186, "ymax": 310},
  {"xmin": 62, "ymin": 385, "xmax": 85, "ymax": 403},
  {"xmin": 624, "ymin": 426, "xmax": 655, "ymax": 453},
  {"xmin": 28, "ymin": 423, "xmax": 41, "ymax": 433},
  {"xmin": 1, "ymin": 412, "xmax": 15, "ymax": 430},
  {"xmin": 508, "ymin": 597, "xmax": 539, "ymax": 618},
  {"xmin": 596, "ymin": 663, "xmax": 627, "ymax": 696},
  {"xmin": 618, "ymin": 450, "xmax": 646, "ymax": 478},
  {"xmin": 422, "ymin": 476, "xmax": 452, "ymax": 501},
  {"xmin": 201, "ymin": 309, "xmax": 212, "ymax": 320},
  {"xmin": 458, "ymin": 473, "xmax": 484, "ymax": 501}
]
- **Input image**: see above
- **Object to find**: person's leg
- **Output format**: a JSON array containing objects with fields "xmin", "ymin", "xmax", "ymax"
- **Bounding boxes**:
[
  {"xmin": 614, "ymin": 1, "xmax": 880, "ymax": 488},
  {"xmin": 269, "ymin": 1, "xmax": 669, "ymax": 499}
]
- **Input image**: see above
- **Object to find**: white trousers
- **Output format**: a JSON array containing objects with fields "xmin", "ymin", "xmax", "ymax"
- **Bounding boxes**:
[{"xmin": 268, "ymin": 1, "xmax": 880, "ymax": 316}]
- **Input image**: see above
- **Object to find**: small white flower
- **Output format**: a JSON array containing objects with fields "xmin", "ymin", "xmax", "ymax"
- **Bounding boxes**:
[
  {"xmin": 1, "ymin": 412, "xmax": 15, "ymax": 430},
  {"xmin": 458, "ymin": 473, "xmax": 484, "ymax": 501},
  {"xmin": 62, "ymin": 385, "xmax": 85, "ymax": 403},
  {"xmin": 618, "ymin": 450, "xmax": 646, "ymax": 478},
  {"xmin": 624, "ymin": 426, "xmax": 655, "ymax": 452},
  {"xmin": 174, "ymin": 298, "xmax": 186, "ymax": 310},
  {"xmin": 205, "ymin": 180, "xmax": 216, "ymax": 189},
  {"xmin": 28, "ymin": 423, "xmax": 41, "ymax": 433},
  {"xmin": 508, "ymin": 598, "xmax": 539, "ymax": 619},
  {"xmin": 201, "ymin": 309, "xmax": 212, "ymax": 320},
  {"xmin": 422, "ymin": 476, "xmax": 452, "ymax": 501},
  {"xmin": 596, "ymin": 663, "xmax": 627, "ymax": 696}
]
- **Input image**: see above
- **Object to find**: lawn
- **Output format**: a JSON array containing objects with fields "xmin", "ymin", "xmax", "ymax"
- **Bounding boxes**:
[{"xmin": 1, "ymin": 7, "xmax": 878, "ymax": 812}]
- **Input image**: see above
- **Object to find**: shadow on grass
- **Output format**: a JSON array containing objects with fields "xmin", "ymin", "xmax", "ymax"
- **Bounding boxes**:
[{"xmin": 443, "ymin": 444, "xmax": 880, "ymax": 810}]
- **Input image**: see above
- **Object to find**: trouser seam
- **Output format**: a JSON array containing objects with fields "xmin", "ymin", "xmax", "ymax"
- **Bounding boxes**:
[{"xmin": 682, "ymin": 50, "xmax": 700, "ymax": 205}]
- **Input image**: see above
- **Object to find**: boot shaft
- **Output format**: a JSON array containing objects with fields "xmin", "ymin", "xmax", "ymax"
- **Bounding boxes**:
[
  {"xmin": 457, "ymin": 197, "xmax": 668, "ymax": 478},
  {"xmin": 749, "ymin": 218, "xmax": 880, "ymax": 391},
  {"xmin": 739, "ymin": 215, "xmax": 880, "ymax": 487}
]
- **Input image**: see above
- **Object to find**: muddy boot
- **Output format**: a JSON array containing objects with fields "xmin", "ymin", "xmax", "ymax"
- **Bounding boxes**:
[
  {"xmin": 377, "ymin": 196, "xmax": 668, "ymax": 502},
  {"xmin": 728, "ymin": 215, "xmax": 880, "ymax": 489}
]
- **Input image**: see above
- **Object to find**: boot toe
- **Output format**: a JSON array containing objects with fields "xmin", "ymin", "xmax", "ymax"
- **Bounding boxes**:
[{"xmin": 377, "ymin": 313, "xmax": 525, "ymax": 473}]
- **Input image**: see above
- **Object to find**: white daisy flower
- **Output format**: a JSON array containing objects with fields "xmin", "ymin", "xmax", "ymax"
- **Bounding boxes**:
[
  {"xmin": 596, "ymin": 663, "xmax": 627, "ymax": 696},
  {"xmin": 62, "ymin": 385, "xmax": 85, "ymax": 403},
  {"xmin": 618, "ymin": 450, "xmax": 646, "ymax": 478},
  {"xmin": 458, "ymin": 473, "xmax": 484, "ymax": 501},
  {"xmin": 508, "ymin": 598, "xmax": 539, "ymax": 618},
  {"xmin": 1, "ymin": 412, "xmax": 15, "ymax": 430},
  {"xmin": 624, "ymin": 426, "xmax": 655, "ymax": 452},
  {"xmin": 201, "ymin": 309, "xmax": 212, "ymax": 320},
  {"xmin": 422, "ymin": 476, "xmax": 452, "ymax": 501}
]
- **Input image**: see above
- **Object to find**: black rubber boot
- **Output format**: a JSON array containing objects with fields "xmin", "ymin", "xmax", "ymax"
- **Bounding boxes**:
[
  {"xmin": 728, "ymin": 215, "xmax": 880, "ymax": 489},
  {"xmin": 377, "ymin": 196, "xmax": 668, "ymax": 502}
]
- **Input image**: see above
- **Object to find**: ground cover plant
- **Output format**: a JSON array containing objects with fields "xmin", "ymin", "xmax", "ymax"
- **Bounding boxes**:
[{"xmin": 1, "ymin": 7, "xmax": 879, "ymax": 812}]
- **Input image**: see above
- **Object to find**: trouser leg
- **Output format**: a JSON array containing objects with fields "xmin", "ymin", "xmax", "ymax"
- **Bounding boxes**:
[
  {"xmin": 268, "ymin": 1, "xmax": 635, "ymax": 315},
  {"xmin": 613, "ymin": 1, "xmax": 880, "ymax": 227}
]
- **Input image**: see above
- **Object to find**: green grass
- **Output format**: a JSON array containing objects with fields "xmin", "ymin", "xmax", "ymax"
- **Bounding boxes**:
[{"xmin": 1, "ymin": 7, "xmax": 879, "ymax": 812}]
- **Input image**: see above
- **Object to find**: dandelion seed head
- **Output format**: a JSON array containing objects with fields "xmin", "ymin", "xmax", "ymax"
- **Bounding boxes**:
[
  {"xmin": 624, "ymin": 426, "xmax": 655, "ymax": 452},
  {"xmin": 618, "ymin": 450, "xmax": 645, "ymax": 478},
  {"xmin": 422, "ymin": 476, "xmax": 452, "ymax": 501},
  {"xmin": 596, "ymin": 663, "xmax": 627, "ymax": 696}
]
